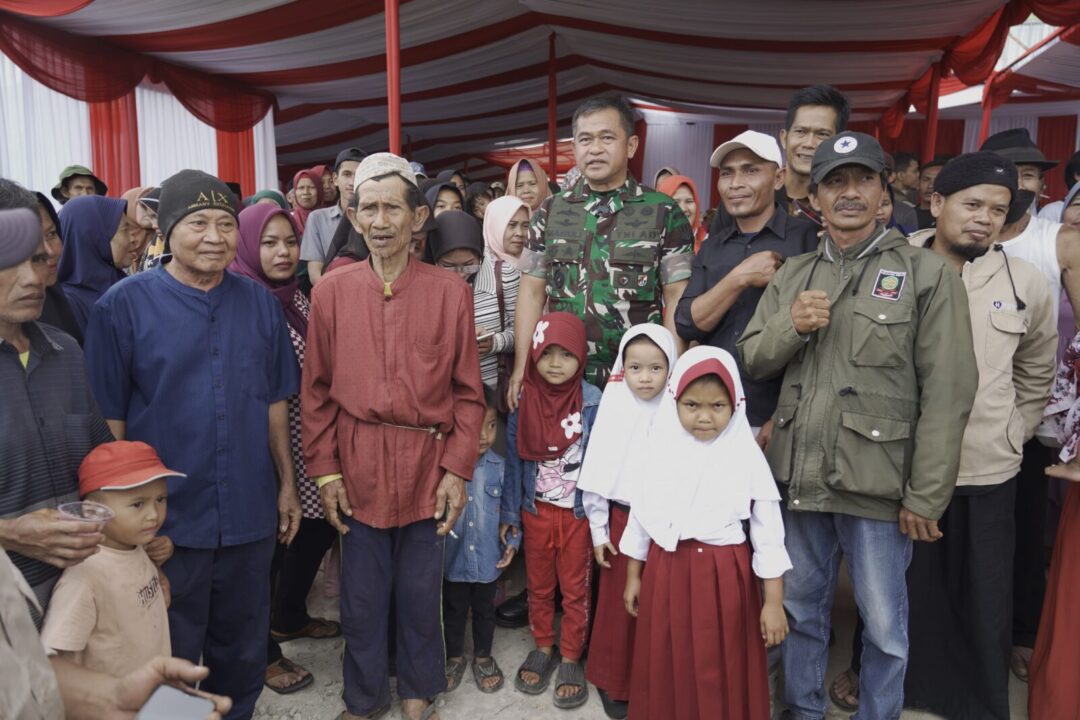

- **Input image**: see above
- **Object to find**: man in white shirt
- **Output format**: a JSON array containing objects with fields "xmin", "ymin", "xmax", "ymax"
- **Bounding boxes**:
[
  {"xmin": 300, "ymin": 147, "xmax": 365, "ymax": 285},
  {"xmin": 1037, "ymin": 150, "xmax": 1080, "ymax": 223}
]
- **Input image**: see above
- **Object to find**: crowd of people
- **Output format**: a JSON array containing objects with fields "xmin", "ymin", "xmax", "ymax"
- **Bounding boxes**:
[{"xmin": 2, "ymin": 86, "xmax": 1080, "ymax": 720}]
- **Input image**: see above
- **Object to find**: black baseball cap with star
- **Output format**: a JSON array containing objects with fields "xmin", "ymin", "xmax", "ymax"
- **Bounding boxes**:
[{"xmin": 810, "ymin": 131, "xmax": 885, "ymax": 185}]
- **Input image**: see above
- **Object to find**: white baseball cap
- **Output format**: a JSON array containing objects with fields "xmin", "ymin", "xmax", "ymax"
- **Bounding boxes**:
[{"xmin": 709, "ymin": 130, "xmax": 784, "ymax": 169}]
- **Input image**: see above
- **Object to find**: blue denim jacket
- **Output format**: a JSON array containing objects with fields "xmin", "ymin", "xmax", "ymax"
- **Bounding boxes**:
[
  {"xmin": 443, "ymin": 449, "xmax": 515, "ymax": 584},
  {"xmin": 503, "ymin": 381, "xmax": 602, "ymax": 528}
]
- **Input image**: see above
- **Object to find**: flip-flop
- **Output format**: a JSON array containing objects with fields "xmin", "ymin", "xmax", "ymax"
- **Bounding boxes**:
[
  {"xmin": 264, "ymin": 657, "xmax": 313, "ymax": 695},
  {"xmin": 552, "ymin": 661, "xmax": 589, "ymax": 710},
  {"xmin": 337, "ymin": 704, "xmax": 390, "ymax": 720},
  {"xmin": 515, "ymin": 647, "xmax": 561, "ymax": 695},
  {"xmin": 828, "ymin": 667, "xmax": 859, "ymax": 712},
  {"xmin": 445, "ymin": 657, "xmax": 467, "ymax": 692},
  {"xmin": 472, "ymin": 657, "xmax": 505, "ymax": 693},
  {"xmin": 270, "ymin": 618, "xmax": 341, "ymax": 642}
]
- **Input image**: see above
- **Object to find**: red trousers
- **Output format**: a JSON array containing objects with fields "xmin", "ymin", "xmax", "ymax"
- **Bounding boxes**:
[
  {"xmin": 585, "ymin": 503, "xmax": 635, "ymax": 700},
  {"xmin": 522, "ymin": 501, "xmax": 592, "ymax": 662}
]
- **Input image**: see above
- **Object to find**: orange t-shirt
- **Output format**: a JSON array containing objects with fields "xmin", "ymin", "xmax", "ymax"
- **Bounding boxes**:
[{"xmin": 41, "ymin": 545, "xmax": 169, "ymax": 677}]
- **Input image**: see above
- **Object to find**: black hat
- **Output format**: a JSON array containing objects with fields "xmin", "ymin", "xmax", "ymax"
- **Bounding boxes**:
[
  {"xmin": 810, "ymin": 132, "xmax": 885, "ymax": 185},
  {"xmin": 428, "ymin": 210, "xmax": 483, "ymax": 262},
  {"xmin": 979, "ymin": 128, "xmax": 1058, "ymax": 170},
  {"xmin": 932, "ymin": 152, "xmax": 1017, "ymax": 202},
  {"xmin": 334, "ymin": 147, "xmax": 366, "ymax": 171},
  {"xmin": 158, "ymin": 170, "xmax": 240, "ymax": 243}
]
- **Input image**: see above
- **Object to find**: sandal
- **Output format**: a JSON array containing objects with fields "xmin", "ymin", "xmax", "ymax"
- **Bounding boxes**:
[
  {"xmin": 445, "ymin": 657, "xmax": 467, "ymax": 692},
  {"xmin": 264, "ymin": 657, "xmax": 313, "ymax": 695},
  {"xmin": 553, "ymin": 661, "xmax": 589, "ymax": 709},
  {"xmin": 337, "ymin": 705, "xmax": 390, "ymax": 720},
  {"xmin": 828, "ymin": 667, "xmax": 859, "ymax": 712},
  {"xmin": 270, "ymin": 617, "xmax": 341, "ymax": 642},
  {"xmin": 515, "ymin": 647, "xmax": 561, "ymax": 695},
  {"xmin": 472, "ymin": 656, "xmax": 505, "ymax": 693},
  {"xmin": 598, "ymin": 687, "xmax": 629, "ymax": 719}
]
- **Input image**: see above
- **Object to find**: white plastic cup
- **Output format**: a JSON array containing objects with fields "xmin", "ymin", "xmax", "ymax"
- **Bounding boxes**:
[{"xmin": 57, "ymin": 501, "xmax": 115, "ymax": 524}]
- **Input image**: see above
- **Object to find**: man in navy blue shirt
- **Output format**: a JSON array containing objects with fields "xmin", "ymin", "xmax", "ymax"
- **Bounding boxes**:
[
  {"xmin": 85, "ymin": 170, "xmax": 300, "ymax": 719},
  {"xmin": 675, "ymin": 131, "xmax": 818, "ymax": 448}
]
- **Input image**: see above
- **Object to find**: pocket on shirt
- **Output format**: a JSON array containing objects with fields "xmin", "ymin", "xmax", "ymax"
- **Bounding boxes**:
[
  {"xmin": 240, "ymin": 351, "xmax": 270, "ymax": 402},
  {"xmin": 985, "ymin": 309, "xmax": 1027, "ymax": 373},
  {"xmin": 410, "ymin": 341, "xmax": 452, "ymax": 398},
  {"xmin": 828, "ymin": 411, "xmax": 910, "ymax": 499},
  {"xmin": 609, "ymin": 243, "xmax": 658, "ymax": 303},
  {"xmin": 850, "ymin": 299, "xmax": 912, "ymax": 368},
  {"xmin": 483, "ymin": 481, "xmax": 503, "ymax": 518}
]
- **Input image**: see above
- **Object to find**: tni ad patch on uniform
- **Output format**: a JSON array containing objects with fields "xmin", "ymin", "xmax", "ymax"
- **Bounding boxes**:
[{"xmin": 871, "ymin": 269, "xmax": 906, "ymax": 302}]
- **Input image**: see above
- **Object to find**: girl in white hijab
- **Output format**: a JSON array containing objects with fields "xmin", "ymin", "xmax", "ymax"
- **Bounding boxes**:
[
  {"xmin": 619, "ymin": 346, "xmax": 791, "ymax": 720},
  {"xmin": 576, "ymin": 324, "xmax": 676, "ymax": 713}
]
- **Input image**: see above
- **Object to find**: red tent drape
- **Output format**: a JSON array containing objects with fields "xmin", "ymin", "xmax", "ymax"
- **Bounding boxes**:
[
  {"xmin": 0, "ymin": 0, "xmax": 91, "ymax": 16},
  {"xmin": 215, "ymin": 128, "xmax": 256, "ymax": 199},
  {"xmin": 881, "ymin": 119, "xmax": 964, "ymax": 160},
  {"xmin": 89, "ymin": 89, "xmax": 141, "ymax": 195},
  {"xmin": 1037, "ymin": 115, "xmax": 1079, "ymax": 203},
  {"xmin": 0, "ymin": 10, "xmax": 273, "ymax": 131}
]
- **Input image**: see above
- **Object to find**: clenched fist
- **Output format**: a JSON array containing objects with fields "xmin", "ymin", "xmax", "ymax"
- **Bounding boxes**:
[
  {"xmin": 737, "ymin": 251, "xmax": 783, "ymax": 289},
  {"xmin": 791, "ymin": 290, "xmax": 831, "ymax": 334}
]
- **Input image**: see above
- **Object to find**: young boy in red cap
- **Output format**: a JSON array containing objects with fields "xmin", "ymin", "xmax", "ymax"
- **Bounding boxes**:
[{"xmin": 41, "ymin": 441, "xmax": 183, "ymax": 677}]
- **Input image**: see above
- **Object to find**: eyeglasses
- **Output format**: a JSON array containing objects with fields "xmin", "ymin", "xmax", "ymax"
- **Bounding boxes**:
[{"xmin": 437, "ymin": 262, "xmax": 481, "ymax": 277}]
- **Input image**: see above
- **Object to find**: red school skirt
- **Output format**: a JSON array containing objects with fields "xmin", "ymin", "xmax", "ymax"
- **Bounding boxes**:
[
  {"xmin": 629, "ymin": 540, "xmax": 770, "ymax": 720},
  {"xmin": 585, "ymin": 503, "xmax": 635, "ymax": 700}
]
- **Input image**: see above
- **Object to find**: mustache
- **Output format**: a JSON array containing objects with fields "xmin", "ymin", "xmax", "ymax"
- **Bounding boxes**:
[{"xmin": 834, "ymin": 200, "xmax": 868, "ymax": 212}]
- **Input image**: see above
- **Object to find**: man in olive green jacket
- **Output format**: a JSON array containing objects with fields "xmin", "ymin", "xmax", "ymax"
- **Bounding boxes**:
[{"xmin": 738, "ymin": 132, "xmax": 978, "ymax": 720}]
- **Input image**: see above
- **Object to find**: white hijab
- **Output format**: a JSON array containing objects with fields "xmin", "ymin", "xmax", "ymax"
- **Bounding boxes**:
[
  {"xmin": 577, "ymin": 324, "xmax": 676, "ymax": 502},
  {"xmin": 629, "ymin": 346, "xmax": 780, "ymax": 552}
]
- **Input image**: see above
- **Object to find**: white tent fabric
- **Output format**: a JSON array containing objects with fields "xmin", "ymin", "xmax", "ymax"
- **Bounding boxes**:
[
  {"xmin": 0, "ymin": 53, "xmax": 92, "ymax": 203},
  {"xmin": 253, "ymin": 111, "xmax": 279, "ymax": 195},
  {"xmin": 27, "ymin": 0, "xmax": 1016, "ymax": 174},
  {"xmin": 136, "ymin": 82, "xmax": 218, "ymax": 186}
]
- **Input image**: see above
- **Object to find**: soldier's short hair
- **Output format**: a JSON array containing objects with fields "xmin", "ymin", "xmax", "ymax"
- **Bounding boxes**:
[
  {"xmin": 785, "ymin": 85, "xmax": 851, "ymax": 134},
  {"xmin": 572, "ymin": 95, "xmax": 636, "ymax": 139},
  {"xmin": 893, "ymin": 152, "xmax": 919, "ymax": 174},
  {"xmin": 0, "ymin": 178, "xmax": 38, "ymax": 213}
]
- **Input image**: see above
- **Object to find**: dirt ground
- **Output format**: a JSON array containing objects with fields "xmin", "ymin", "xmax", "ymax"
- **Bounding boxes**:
[{"xmin": 254, "ymin": 566, "xmax": 1030, "ymax": 720}]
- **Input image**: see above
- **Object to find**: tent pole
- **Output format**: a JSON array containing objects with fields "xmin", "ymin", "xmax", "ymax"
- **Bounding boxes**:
[
  {"xmin": 548, "ymin": 32, "xmax": 557, "ymax": 178},
  {"xmin": 385, "ymin": 0, "xmax": 401, "ymax": 155},
  {"xmin": 922, "ymin": 61, "xmax": 942, "ymax": 165}
]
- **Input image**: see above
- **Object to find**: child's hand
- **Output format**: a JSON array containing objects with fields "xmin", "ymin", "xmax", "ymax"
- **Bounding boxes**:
[
  {"xmin": 760, "ymin": 601, "xmax": 788, "ymax": 647},
  {"xmin": 496, "ymin": 544, "xmax": 517, "ymax": 569},
  {"xmin": 499, "ymin": 523, "xmax": 519, "ymax": 547},
  {"xmin": 624, "ymin": 575, "xmax": 641, "ymax": 618},
  {"xmin": 145, "ymin": 535, "xmax": 174, "ymax": 566},
  {"xmin": 594, "ymin": 541, "xmax": 618, "ymax": 569}
]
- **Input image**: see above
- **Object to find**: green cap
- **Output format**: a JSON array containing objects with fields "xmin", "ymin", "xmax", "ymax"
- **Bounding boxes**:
[{"xmin": 51, "ymin": 165, "xmax": 108, "ymax": 202}]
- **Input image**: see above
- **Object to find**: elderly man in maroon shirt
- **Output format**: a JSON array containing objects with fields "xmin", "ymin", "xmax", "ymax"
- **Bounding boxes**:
[{"xmin": 302, "ymin": 153, "xmax": 484, "ymax": 720}]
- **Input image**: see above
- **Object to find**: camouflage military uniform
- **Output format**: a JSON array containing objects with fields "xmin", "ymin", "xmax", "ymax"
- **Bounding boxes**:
[{"xmin": 519, "ymin": 175, "xmax": 693, "ymax": 386}]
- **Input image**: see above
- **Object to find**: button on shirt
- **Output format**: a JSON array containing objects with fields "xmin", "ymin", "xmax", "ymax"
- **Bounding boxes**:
[
  {"xmin": 675, "ymin": 206, "xmax": 819, "ymax": 426},
  {"xmin": 84, "ymin": 266, "xmax": 299, "ymax": 549},
  {"xmin": 0, "ymin": 322, "xmax": 112, "ymax": 612}
]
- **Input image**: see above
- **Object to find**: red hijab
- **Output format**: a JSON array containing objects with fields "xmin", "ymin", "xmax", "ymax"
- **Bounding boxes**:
[
  {"xmin": 516, "ymin": 312, "xmax": 588, "ymax": 461},
  {"xmin": 291, "ymin": 168, "xmax": 323, "ymax": 235}
]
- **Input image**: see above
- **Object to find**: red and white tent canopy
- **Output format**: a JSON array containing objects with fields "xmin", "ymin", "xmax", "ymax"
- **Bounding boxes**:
[{"xmin": 2, "ymin": 0, "xmax": 1079, "ymax": 186}]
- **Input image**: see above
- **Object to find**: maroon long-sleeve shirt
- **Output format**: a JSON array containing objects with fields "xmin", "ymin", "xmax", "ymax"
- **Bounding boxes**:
[{"xmin": 302, "ymin": 258, "xmax": 484, "ymax": 529}]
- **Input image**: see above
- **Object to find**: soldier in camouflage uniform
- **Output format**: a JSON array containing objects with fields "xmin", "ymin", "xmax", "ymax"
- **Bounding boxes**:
[{"xmin": 511, "ymin": 96, "xmax": 693, "ymax": 393}]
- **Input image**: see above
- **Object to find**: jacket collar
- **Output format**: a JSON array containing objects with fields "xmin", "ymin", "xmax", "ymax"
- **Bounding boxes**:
[
  {"xmin": 564, "ymin": 175, "xmax": 643, "ymax": 211},
  {"xmin": 819, "ymin": 224, "xmax": 900, "ymax": 263}
]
